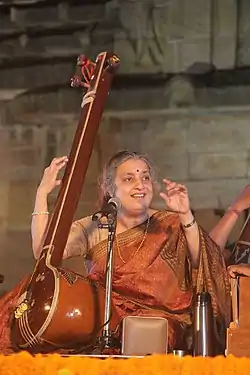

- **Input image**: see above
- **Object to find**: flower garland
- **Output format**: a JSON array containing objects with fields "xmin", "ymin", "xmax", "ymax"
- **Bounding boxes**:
[{"xmin": 0, "ymin": 352, "xmax": 250, "ymax": 375}]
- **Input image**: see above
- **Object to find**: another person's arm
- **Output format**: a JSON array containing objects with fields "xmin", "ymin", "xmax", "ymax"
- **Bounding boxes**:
[
  {"xmin": 228, "ymin": 263, "xmax": 250, "ymax": 278},
  {"xmin": 209, "ymin": 185, "xmax": 250, "ymax": 251}
]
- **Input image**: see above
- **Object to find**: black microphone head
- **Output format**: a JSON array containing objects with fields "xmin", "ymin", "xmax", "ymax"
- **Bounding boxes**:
[{"xmin": 108, "ymin": 197, "xmax": 121, "ymax": 212}]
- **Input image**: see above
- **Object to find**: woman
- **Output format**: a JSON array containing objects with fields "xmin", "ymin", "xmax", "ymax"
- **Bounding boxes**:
[{"xmin": 0, "ymin": 151, "xmax": 230, "ymax": 354}]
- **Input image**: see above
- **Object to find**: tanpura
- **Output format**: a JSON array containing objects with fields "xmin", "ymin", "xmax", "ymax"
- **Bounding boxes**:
[{"xmin": 11, "ymin": 52, "xmax": 120, "ymax": 354}]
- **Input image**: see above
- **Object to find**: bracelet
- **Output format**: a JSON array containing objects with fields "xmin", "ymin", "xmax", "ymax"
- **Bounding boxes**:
[
  {"xmin": 227, "ymin": 207, "xmax": 241, "ymax": 218},
  {"xmin": 31, "ymin": 211, "xmax": 50, "ymax": 216},
  {"xmin": 181, "ymin": 217, "xmax": 196, "ymax": 229}
]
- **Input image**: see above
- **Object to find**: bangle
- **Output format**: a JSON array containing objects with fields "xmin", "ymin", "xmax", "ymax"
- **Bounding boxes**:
[
  {"xmin": 31, "ymin": 211, "xmax": 50, "ymax": 216},
  {"xmin": 227, "ymin": 207, "xmax": 241, "ymax": 218},
  {"xmin": 181, "ymin": 217, "xmax": 196, "ymax": 229}
]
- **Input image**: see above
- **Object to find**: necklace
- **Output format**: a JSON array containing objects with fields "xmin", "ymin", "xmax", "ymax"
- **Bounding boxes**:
[{"xmin": 116, "ymin": 216, "xmax": 150, "ymax": 264}]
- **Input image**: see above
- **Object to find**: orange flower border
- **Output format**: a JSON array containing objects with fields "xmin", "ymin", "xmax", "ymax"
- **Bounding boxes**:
[{"xmin": 0, "ymin": 352, "xmax": 250, "ymax": 375}]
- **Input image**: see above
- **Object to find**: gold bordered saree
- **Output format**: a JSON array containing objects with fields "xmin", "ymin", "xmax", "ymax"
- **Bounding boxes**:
[
  {"xmin": 0, "ymin": 211, "xmax": 230, "ymax": 354},
  {"xmin": 87, "ymin": 211, "xmax": 231, "ymax": 352}
]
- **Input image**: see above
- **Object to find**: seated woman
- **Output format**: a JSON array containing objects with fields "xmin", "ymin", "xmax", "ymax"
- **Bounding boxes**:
[{"xmin": 0, "ymin": 151, "xmax": 230, "ymax": 354}]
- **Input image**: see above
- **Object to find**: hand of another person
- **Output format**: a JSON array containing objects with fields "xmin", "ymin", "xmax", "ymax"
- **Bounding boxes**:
[
  {"xmin": 159, "ymin": 179, "xmax": 190, "ymax": 214},
  {"xmin": 230, "ymin": 185, "xmax": 250, "ymax": 213},
  {"xmin": 228, "ymin": 263, "xmax": 250, "ymax": 278},
  {"xmin": 38, "ymin": 156, "xmax": 68, "ymax": 195}
]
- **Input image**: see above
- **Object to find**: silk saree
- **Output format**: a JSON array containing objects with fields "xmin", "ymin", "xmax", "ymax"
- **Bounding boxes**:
[
  {"xmin": 87, "ymin": 211, "xmax": 231, "ymax": 352},
  {"xmin": 0, "ymin": 211, "xmax": 231, "ymax": 354}
]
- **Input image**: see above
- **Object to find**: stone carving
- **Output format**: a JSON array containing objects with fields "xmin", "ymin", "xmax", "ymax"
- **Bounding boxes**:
[
  {"xmin": 112, "ymin": 0, "xmax": 250, "ymax": 73},
  {"xmin": 114, "ymin": 0, "xmax": 174, "ymax": 72}
]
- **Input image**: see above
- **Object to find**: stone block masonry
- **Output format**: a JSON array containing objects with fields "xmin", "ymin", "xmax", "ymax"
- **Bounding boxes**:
[
  {"xmin": 0, "ymin": 0, "xmax": 250, "ymax": 292},
  {"xmin": 0, "ymin": 106, "xmax": 249, "ymax": 292}
]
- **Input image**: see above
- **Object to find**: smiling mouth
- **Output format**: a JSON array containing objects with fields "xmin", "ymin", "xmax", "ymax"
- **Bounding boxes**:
[{"xmin": 131, "ymin": 194, "xmax": 146, "ymax": 199}]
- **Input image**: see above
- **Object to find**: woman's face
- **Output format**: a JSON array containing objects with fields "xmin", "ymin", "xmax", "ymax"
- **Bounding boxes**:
[{"xmin": 113, "ymin": 158, "xmax": 154, "ymax": 215}]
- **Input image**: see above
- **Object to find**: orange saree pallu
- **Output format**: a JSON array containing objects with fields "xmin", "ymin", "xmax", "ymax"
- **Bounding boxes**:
[{"xmin": 88, "ymin": 211, "xmax": 231, "ymax": 351}]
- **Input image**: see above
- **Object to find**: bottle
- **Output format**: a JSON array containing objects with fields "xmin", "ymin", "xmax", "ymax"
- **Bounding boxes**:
[{"xmin": 193, "ymin": 291, "xmax": 213, "ymax": 357}]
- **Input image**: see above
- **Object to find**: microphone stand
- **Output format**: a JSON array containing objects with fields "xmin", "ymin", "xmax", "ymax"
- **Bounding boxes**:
[{"xmin": 92, "ymin": 212, "xmax": 120, "ymax": 354}]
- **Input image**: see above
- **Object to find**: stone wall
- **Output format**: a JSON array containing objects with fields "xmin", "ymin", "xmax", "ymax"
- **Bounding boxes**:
[
  {"xmin": 114, "ymin": 0, "xmax": 250, "ymax": 73},
  {"xmin": 0, "ymin": 0, "xmax": 250, "ymax": 294},
  {"xmin": 0, "ymin": 105, "xmax": 249, "ymax": 293},
  {"xmin": 0, "ymin": 0, "xmax": 250, "ymax": 90}
]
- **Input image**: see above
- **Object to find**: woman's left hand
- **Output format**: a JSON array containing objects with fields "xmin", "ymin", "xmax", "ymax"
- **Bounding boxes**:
[{"xmin": 159, "ymin": 179, "xmax": 190, "ymax": 214}]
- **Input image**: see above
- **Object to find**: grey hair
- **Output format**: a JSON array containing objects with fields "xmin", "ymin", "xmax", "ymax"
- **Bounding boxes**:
[{"xmin": 98, "ymin": 150, "xmax": 158, "ymax": 206}]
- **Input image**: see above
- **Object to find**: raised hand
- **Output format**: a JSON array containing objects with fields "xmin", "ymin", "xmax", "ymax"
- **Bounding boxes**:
[
  {"xmin": 159, "ymin": 179, "xmax": 190, "ymax": 214},
  {"xmin": 38, "ymin": 156, "xmax": 68, "ymax": 195}
]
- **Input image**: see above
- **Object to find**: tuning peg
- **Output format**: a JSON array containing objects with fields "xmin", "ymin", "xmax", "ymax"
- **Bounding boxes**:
[{"xmin": 71, "ymin": 54, "xmax": 96, "ymax": 89}]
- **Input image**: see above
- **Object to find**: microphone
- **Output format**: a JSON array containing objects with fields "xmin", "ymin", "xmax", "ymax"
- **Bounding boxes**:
[
  {"xmin": 92, "ymin": 197, "xmax": 121, "ymax": 222},
  {"xmin": 106, "ymin": 197, "xmax": 121, "ymax": 213}
]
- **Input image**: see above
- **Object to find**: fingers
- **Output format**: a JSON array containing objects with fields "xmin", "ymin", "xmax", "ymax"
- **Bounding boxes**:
[
  {"xmin": 50, "ymin": 156, "xmax": 68, "ymax": 169},
  {"xmin": 228, "ymin": 265, "xmax": 243, "ymax": 278},
  {"xmin": 227, "ymin": 266, "xmax": 236, "ymax": 278},
  {"xmin": 162, "ymin": 179, "xmax": 187, "ymax": 196},
  {"xmin": 45, "ymin": 156, "xmax": 68, "ymax": 175},
  {"xmin": 51, "ymin": 156, "xmax": 68, "ymax": 164},
  {"xmin": 228, "ymin": 264, "xmax": 250, "ymax": 278},
  {"xmin": 162, "ymin": 179, "xmax": 187, "ymax": 191},
  {"xmin": 39, "ymin": 156, "xmax": 68, "ymax": 194}
]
